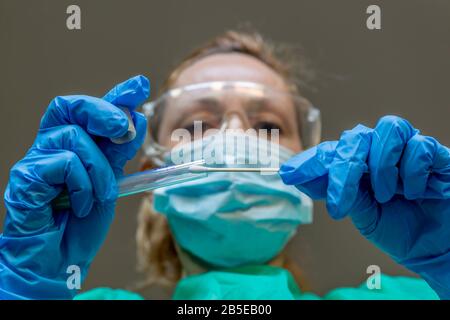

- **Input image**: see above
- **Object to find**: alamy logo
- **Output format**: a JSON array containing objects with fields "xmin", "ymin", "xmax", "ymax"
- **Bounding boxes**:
[
  {"xmin": 66, "ymin": 5, "xmax": 81, "ymax": 30},
  {"xmin": 66, "ymin": 265, "xmax": 81, "ymax": 290},
  {"xmin": 366, "ymin": 5, "xmax": 381, "ymax": 30},
  {"xmin": 366, "ymin": 265, "xmax": 382, "ymax": 290}
]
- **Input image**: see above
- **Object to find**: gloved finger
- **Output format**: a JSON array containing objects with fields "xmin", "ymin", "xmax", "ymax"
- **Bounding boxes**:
[
  {"xmin": 399, "ymin": 134, "xmax": 435, "ymax": 199},
  {"xmin": 40, "ymin": 95, "xmax": 129, "ymax": 140},
  {"xmin": 428, "ymin": 140, "xmax": 450, "ymax": 197},
  {"xmin": 102, "ymin": 75, "xmax": 150, "ymax": 110},
  {"xmin": 97, "ymin": 111, "xmax": 147, "ymax": 177},
  {"xmin": 34, "ymin": 125, "xmax": 117, "ymax": 205},
  {"xmin": 279, "ymin": 141, "xmax": 337, "ymax": 199},
  {"xmin": 347, "ymin": 174, "xmax": 380, "ymax": 236},
  {"xmin": 400, "ymin": 134, "xmax": 450, "ymax": 199},
  {"xmin": 4, "ymin": 149, "xmax": 93, "ymax": 235},
  {"xmin": 327, "ymin": 124, "xmax": 372, "ymax": 219},
  {"xmin": 31, "ymin": 149, "xmax": 94, "ymax": 217},
  {"xmin": 369, "ymin": 116, "xmax": 419, "ymax": 203},
  {"xmin": 98, "ymin": 75, "xmax": 149, "ymax": 176}
]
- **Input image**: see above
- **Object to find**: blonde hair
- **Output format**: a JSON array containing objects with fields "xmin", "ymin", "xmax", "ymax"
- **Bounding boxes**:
[{"xmin": 136, "ymin": 30, "xmax": 311, "ymax": 292}]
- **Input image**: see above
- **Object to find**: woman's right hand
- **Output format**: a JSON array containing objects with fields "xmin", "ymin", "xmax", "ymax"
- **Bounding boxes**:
[{"xmin": 0, "ymin": 75, "xmax": 149, "ymax": 299}]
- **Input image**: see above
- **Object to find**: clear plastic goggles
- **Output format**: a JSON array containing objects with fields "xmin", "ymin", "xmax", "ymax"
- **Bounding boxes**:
[{"xmin": 142, "ymin": 81, "xmax": 321, "ymax": 165}]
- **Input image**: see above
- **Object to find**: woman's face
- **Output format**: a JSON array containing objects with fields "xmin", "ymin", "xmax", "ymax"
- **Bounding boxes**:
[{"xmin": 157, "ymin": 52, "xmax": 303, "ymax": 152}]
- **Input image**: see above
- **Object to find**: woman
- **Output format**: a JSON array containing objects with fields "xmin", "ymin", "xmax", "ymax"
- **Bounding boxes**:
[{"xmin": 0, "ymin": 31, "xmax": 448, "ymax": 300}]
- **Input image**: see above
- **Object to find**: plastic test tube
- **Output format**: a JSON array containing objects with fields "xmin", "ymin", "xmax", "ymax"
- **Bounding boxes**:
[{"xmin": 52, "ymin": 160, "xmax": 207, "ymax": 211}]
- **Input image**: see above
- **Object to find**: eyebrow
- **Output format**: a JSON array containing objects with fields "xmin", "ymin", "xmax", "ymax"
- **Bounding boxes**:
[
  {"xmin": 192, "ymin": 98, "xmax": 224, "ymax": 113},
  {"xmin": 195, "ymin": 97, "xmax": 286, "ymax": 115},
  {"xmin": 167, "ymin": 97, "xmax": 223, "ymax": 128}
]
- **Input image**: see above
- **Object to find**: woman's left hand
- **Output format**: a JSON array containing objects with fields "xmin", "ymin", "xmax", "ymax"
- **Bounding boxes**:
[{"xmin": 279, "ymin": 115, "xmax": 450, "ymax": 299}]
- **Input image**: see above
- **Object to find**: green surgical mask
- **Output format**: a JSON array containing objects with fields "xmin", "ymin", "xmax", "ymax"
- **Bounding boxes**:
[{"xmin": 153, "ymin": 133, "xmax": 313, "ymax": 268}]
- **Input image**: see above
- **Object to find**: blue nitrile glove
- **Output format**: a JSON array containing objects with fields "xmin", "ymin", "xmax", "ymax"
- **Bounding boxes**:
[
  {"xmin": 0, "ymin": 76, "xmax": 149, "ymax": 299},
  {"xmin": 280, "ymin": 116, "xmax": 450, "ymax": 299}
]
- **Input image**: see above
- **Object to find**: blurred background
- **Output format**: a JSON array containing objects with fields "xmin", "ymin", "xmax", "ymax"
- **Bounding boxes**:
[{"xmin": 1, "ymin": 0, "xmax": 449, "ymax": 298}]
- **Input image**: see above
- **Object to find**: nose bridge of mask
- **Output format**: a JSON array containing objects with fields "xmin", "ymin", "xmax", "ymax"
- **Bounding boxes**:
[{"xmin": 165, "ymin": 131, "xmax": 293, "ymax": 170}]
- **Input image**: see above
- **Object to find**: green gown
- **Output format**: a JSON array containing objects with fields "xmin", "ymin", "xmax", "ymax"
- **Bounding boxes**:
[{"xmin": 74, "ymin": 265, "xmax": 439, "ymax": 300}]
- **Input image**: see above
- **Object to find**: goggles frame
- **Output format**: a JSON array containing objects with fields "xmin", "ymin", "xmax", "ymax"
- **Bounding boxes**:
[{"xmin": 142, "ymin": 81, "xmax": 321, "ymax": 165}]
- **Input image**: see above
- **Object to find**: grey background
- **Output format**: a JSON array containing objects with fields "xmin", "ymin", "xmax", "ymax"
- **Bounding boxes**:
[{"xmin": 1, "ymin": 0, "xmax": 449, "ymax": 298}]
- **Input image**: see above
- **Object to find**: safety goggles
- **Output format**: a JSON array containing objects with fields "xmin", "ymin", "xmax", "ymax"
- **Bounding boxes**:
[{"xmin": 142, "ymin": 81, "xmax": 321, "ymax": 165}]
